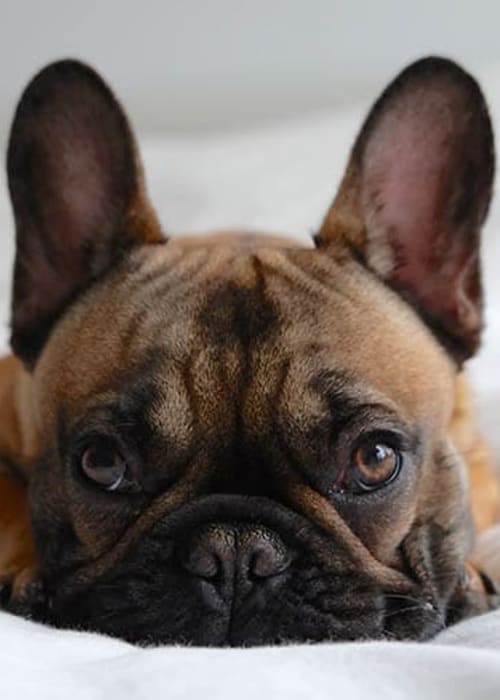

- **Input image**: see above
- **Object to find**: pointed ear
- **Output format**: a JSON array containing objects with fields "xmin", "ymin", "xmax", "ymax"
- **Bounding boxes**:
[
  {"xmin": 7, "ymin": 59, "xmax": 165, "ymax": 367},
  {"xmin": 316, "ymin": 57, "xmax": 495, "ymax": 363}
]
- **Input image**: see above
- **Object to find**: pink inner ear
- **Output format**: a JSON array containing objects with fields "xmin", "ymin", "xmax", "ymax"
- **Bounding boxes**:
[
  {"xmin": 38, "ymin": 102, "xmax": 129, "ymax": 245},
  {"xmin": 359, "ymin": 85, "xmax": 484, "ymax": 347},
  {"xmin": 362, "ymin": 90, "xmax": 456, "ymax": 273},
  {"xmin": 15, "ymin": 129, "xmax": 110, "ymax": 326}
]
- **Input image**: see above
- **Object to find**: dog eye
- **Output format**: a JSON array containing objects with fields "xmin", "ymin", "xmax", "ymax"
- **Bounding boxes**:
[
  {"xmin": 80, "ymin": 438, "xmax": 130, "ymax": 492},
  {"xmin": 352, "ymin": 441, "xmax": 401, "ymax": 492}
]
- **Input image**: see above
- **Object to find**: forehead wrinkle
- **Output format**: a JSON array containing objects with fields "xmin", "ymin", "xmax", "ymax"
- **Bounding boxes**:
[
  {"xmin": 267, "ymin": 259, "xmax": 454, "ymax": 431},
  {"xmin": 310, "ymin": 366, "xmax": 410, "ymax": 425},
  {"xmin": 38, "ymin": 230, "xmax": 453, "ymax": 482},
  {"xmin": 256, "ymin": 249, "xmax": 339, "ymax": 306},
  {"xmin": 254, "ymin": 342, "xmax": 407, "ymax": 439},
  {"xmin": 148, "ymin": 366, "xmax": 194, "ymax": 451}
]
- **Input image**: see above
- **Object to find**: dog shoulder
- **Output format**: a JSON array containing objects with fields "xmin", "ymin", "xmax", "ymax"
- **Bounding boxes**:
[
  {"xmin": 450, "ymin": 373, "xmax": 500, "ymax": 533},
  {"xmin": 0, "ymin": 355, "xmax": 39, "ymax": 478}
]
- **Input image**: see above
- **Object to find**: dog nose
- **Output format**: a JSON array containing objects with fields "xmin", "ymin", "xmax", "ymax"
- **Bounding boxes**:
[{"xmin": 180, "ymin": 524, "xmax": 292, "ymax": 582}]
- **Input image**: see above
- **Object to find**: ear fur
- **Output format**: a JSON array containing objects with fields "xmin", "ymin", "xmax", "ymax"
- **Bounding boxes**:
[
  {"xmin": 7, "ymin": 59, "xmax": 165, "ymax": 367},
  {"xmin": 316, "ymin": 57, "xmax": 495, "ymax": 363}
]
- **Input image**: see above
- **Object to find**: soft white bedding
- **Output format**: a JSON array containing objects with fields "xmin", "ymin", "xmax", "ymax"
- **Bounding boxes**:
[
  {"xmin": 1, "ymin": 607, "xmax": 500, "ymax": 700},
  {"xmin": 0, "ymin": 66, "xmax": 499, "ymax": 698}
]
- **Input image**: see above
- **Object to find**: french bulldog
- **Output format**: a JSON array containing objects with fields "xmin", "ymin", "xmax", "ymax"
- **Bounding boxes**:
[{"xmin": 0, "ymin": 56, "xmax": 499, "ymax": 646}]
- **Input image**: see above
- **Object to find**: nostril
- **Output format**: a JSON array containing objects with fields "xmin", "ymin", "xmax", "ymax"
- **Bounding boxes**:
[
  {"xmin": 181, "ymin": 546, "xmax": 219, "ymax": 579},
  {"xmin": 251, "ymin": 550, "xmax": 291, "ymax": 578},
  {"xmin": 178, "ymin": 524, "xmax": 292, "ymax": 583},
  {"xmin": 179, "ymin": 526, "xmax": 236, "ymax": 580},
  {"xmin": 248, "ymin": 538, "xmax": 293, "ymax": 579}
]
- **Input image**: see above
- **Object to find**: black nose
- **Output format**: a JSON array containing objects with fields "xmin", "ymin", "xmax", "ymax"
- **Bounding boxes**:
[{"xmin": 180, "ymin": 524, "xmax": 292, "ymax": 582}]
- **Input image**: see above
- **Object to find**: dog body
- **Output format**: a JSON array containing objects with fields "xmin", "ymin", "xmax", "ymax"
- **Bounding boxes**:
[{"xmin": 0, "ymin": 58, "xmax": 499, "ymax": 645}]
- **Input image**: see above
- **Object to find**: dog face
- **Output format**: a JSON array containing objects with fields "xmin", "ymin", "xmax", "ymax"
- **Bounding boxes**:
[{"xmin": 6, "ymin": 58, "xmax": 495, "ymax": 645}]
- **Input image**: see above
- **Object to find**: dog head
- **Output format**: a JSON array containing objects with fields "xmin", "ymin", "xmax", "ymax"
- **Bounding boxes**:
[{"xmin": 6, "ymin": 57, "xmax": 496, "ymax": 644}]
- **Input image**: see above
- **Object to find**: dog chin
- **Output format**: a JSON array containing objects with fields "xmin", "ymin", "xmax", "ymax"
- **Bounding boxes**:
[{"xmin": 45, "ymin": 584, "xmax": 444, "ymax": 647}]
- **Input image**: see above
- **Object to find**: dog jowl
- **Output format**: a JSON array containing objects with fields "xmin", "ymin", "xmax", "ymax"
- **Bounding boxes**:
[{"xmin": 0, "ymin": 57, "xmax": 499, "ymax": 646}]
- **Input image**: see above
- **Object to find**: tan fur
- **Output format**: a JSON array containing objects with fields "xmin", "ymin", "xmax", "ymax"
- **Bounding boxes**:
[
  {"xmin": 1, "ymin": 58, "xmax": 497, "ymax": 644},
  {"xmin": 0, "ymin": 356, "xmax": 38, "ymax": 595},
  {"xmin": 0, "ymin": 474, "xmax": 35, "ymax": 597},
  {"xmin": 450, "ymin": 373, "xmax": 500, "ymax": 533},
  {"xmin": 0, "ymin": 232, "xmax": 497, "ymax": 600}
]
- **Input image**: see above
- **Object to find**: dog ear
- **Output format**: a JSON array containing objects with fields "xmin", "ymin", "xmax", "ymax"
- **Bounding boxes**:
[
  {"xmin": 315, "ymin": 57, "xmax": 494, "ymax": 363},
  {"xmin": 7, "ymin": 59, "xmax": 165, "ymax": 367}
]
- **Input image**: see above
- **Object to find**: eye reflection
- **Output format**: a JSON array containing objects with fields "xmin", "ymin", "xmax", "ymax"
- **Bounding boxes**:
[
  {"xmin": 331, "ymin": 438, "xmax": 402, "ymax": 495},
  {"xmin": 80, "ymin": 438, "xmax": 128, "ymax": 491}
]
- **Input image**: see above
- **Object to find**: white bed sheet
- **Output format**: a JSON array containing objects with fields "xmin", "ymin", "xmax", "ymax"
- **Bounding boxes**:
[
  {"xmin": 0, "ymin": 65, "xmax": 499, "ymax": 698},
  {"xmin": 1, "ymin": 607, "xmax": 500, "ymax": 700}
]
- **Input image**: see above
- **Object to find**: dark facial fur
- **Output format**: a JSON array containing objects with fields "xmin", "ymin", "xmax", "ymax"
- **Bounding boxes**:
[{"xmin": 4, "ymin": 57, "xmax": 497, "ymax": 645}]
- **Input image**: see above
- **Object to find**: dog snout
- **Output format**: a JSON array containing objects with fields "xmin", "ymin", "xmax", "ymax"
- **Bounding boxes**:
[{"xmin": 179, "ymin": 524, "xmax": 293, "ymax": 583}]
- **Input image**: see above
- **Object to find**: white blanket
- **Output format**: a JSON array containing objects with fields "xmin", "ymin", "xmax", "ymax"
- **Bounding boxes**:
[
  {"xmin": 0, "ymin": 67, "xmax": 499, "ymax": 698},
  {"xmin": 2, "ymin": 608, "xmax": 500, "ymax": 700}
]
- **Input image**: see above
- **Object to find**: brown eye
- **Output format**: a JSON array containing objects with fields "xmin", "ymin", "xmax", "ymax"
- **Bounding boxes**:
[
  {"xmin": 353, "ymin": 442, "xmax": 401, "ymax": 492},
  {"xmin": 81, "ymin": 439, "xmax": 128, "ymax": 491}
]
